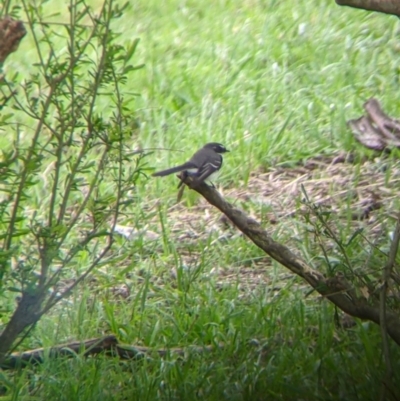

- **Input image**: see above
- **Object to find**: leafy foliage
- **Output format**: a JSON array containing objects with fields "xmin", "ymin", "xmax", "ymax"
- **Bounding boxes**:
[{"xmin": 0, "ymin": 0, "xmax": 145, "ymax": 360}]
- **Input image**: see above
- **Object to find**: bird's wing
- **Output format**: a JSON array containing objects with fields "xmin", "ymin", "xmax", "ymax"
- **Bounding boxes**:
[
  {"xmin": 195, "ymin": 155, "xmax": 222, "ymax": 183},
  {"xmin": 152, "ymin": 161, "xmax": 197, "ymax": 177}
]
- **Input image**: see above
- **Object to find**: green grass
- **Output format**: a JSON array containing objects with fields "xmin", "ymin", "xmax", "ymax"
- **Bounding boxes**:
[
  {"xmin": 2, "ymin": 0, "xmax": 400, "ymax": 400},
  {"xmin": 6, "ymin": 284, "xmax": 395, "ymax": 400}
]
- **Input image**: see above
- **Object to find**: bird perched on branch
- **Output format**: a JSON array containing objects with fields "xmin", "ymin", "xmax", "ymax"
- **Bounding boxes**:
[{"xmin": 152, "ymin": 142, "xmax": 229, "ymax": 188}]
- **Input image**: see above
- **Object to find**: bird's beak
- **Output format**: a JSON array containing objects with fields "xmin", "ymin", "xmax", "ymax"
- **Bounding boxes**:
[{"xmin": 225, "ymin": 149, "xmax": 230, "ymax": 152}]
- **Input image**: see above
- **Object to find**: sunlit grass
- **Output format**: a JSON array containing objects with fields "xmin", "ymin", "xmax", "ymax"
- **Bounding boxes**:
[{"xmin": 3, "ymin": 0, "xmax": 400, "ymax": 399}]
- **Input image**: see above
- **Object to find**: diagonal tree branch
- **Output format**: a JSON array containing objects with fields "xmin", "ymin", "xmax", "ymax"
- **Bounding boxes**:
[{"xmin": 186, "ymin": 180, "xmax": 400, "ymax": 346}]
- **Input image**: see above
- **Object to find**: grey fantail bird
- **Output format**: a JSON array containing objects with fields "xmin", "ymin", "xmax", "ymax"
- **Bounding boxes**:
[{"xmin": 152, "ymin": 142, "xmax": 229, "ymax": 186}]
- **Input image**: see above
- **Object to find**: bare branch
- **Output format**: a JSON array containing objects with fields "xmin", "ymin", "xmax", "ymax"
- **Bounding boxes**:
[
  {"xmin": 186, "ymin": 179, "xmax": 400, "ymax": 346},
  {"xmin": 379, "ymin": 213, "xmax": 400, "ymax": 399},
  {"xmin": 335, "ymin": 0, "xmax": 400, "ymax": 17}
]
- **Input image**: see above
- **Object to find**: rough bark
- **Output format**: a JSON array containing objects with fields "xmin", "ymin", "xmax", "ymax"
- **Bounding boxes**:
[
  {"xmin": 0, "ymin": 293, "xmax": 44, "ymax": 364},
  {"xmin": 335, "ymin": 0, "xmax": 400, "ymax": 17}
]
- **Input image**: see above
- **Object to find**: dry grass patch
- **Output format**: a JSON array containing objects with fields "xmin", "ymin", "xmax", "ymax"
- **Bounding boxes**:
[
  {"xmin": 164, "ymin": 151, "xmax": 399, "ymax": 239},
  {"xmin": 146, "ymin": 151, "xmax": 399, "ymax": 295}
]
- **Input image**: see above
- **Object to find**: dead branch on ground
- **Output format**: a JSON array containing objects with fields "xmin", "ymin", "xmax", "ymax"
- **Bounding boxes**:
[
  {"xmin": 1, "ymin": 335, "xmax": 216, "ymax": 369},
  {"xmin": 348, "ymin": 98, "xmax": 400, "ymax": 151}
]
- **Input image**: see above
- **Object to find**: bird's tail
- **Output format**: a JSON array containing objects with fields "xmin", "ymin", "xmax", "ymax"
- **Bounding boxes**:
[{"xmin": 152, "ymin": 162, "xmax": 195, "ymax": 177}]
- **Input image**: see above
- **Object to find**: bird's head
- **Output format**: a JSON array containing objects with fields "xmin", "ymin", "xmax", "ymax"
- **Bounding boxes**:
[{"xmin": 203, "ymin": 142, "xmax": 229, "ymax": 153}]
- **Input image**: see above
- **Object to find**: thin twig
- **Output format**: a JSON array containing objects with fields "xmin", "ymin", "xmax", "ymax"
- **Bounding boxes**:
[{"xmin": 379, "ymin": 212, "xmax": 400, "ymax": 400}]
